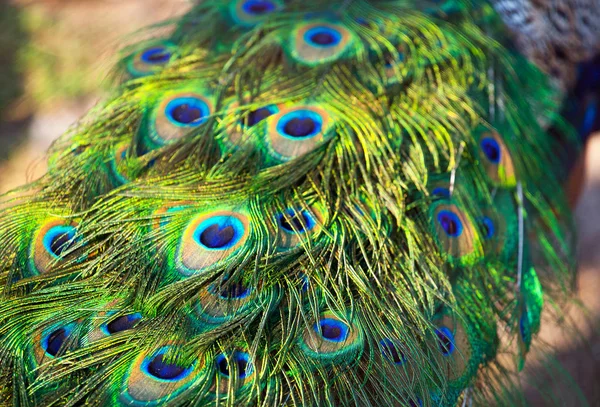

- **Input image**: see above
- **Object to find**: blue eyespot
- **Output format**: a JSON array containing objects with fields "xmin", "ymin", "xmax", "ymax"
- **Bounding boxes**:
[
  {"xmin": 102, "ymin": 313, "xmax": 142, "ymax": 335},
  {"xmin": 408, "ymin": 397, "xmax": 423, "ymax": 407},
  {"xmin": 165, "ymin": 97, "xmax": 210, "ymax": 127},
  {"xmin": 216, "ymin": 351, "xmax": 253, "ymax": 379},
  {"xmin": 242, "ymin": 0, "xmax": 276, "ymax": 15},
  {"xmin": 435, "ymin": 327, "xmax": 455, "ymax": 356},
  {"xmin": 42, "ymin": 324, "xmax": 74, "ymax": 357},
  {"xmin": 379, "ymin": 339, "xmax": 407, "ymax": 365},
  {"xmin": 141, "ymin": 47, "xmax": 172, "ymax": 64},
  {"xmin": 278, "ymin": 208, "xmax": 317, "ymax": 234},
  {"xmin": 43, "ymin": 225, "xmax": 78, "ymax": 258},
  {"xmin": 142, "ymin": 349, "xmax": 193, "ymax": 381},
  {"xmin": 519, "ymin": 309, "xmax": 529, "ymax": 340},
  {"xmin": 431, "ymin": 187, "xmax": 450, "ymax": 199},
  {"xmin": 277, "ymin": 110, "xmax": 323, "ymax": 139},
  {"xmin": 314, "ymin": 318, "xmax": 349, "ymax": 343},
  {"xmin": 479, "ymin": 216, "xmax": 495, "ymax": 239},
  {"xmin": 194, "ymin": 216, "xmax": 245, "ymax": 250},
  {"xmin": 210, "ymin": 279, "xmax": 251, "ymax": 300},
  {"xmin": 304, "ymin": 26, "xmax": 342, "ymax": 47},
  {"xmin": 480, "ymin": 137, "xmax": 501, "ymax": 164},
  {"xmin": 436, "ymin": 210, "xmax": 463, "ymax": 237},
  {"xmin": 243, "ymin": 105, "xmax": 278, "ymax": 127}
]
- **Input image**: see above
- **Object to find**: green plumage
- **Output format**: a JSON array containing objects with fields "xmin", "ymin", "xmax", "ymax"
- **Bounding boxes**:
[{"xmin": 0, "ymin": 0, "xmax": 582, "ymax": 406}]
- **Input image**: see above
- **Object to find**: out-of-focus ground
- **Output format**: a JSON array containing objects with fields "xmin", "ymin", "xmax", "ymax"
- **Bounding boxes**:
[
  {"xmin": 0, "ymin": 0, "xmax": 188, "ymax": 191},
  {"xmin": 0, "ymin": 1, "xmax": 599, "ymax": 405}
]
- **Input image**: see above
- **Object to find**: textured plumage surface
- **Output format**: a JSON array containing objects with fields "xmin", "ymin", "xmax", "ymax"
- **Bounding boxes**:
[{"xmin": 0, "ymin": 0, "xmax": 595, "ymax": 405}]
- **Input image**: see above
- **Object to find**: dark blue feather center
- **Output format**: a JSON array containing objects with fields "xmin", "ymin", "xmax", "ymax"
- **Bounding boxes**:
[
  {"xmin": 147, "ymin": 354, "xmax": 188, "ymax": 380},
  {"xmin": 435, "ymin": 327, "xmax": 455, "ymax": 356},
  {"xmin": 283, "ymin": 117, "xmax": 317, "ymax": 137},
  {"xmin": 200, "ymin": 224, "xmax": 235, "ymax": 249},
  {"xmin": 480, "ymin": 137, "xmax": 501, "ymax": 163},
  {"xmin": 242, "ymin": 0, "xmax": 276, "ymax": 15},
  {"xmin": 45, "ymin": 328, "xmax": 68, "ymax": 357},
  {"xmin": 437, "ymin": 210, "xmax": 463, "ymax": 237},
  {"xmin": 315, "ymin": 318, "xmax": 349, "ymax": 342},
  {"xmin": 247, "ymin": 107, "xmax": 275, "ymax": 126},
  {"xmin": 379, "ymin": 339, "xmax": 406, "ymax": 365},
  {"xmin": 166, "ymin": 97, "xmax": 209, "ymax": 127},
  {"xmin": 44, "ymin": 225, "xmax": 77, "ymax": 258},
  {"xmin": 304, "ymin": 26, "xmax": 342, "ymax": 47},
  {"xmin": 479, "ymin": 216, "xmax": 495, "ymax": 239},
  {"xmin": 216, "ymin": 352, "xmax": 253, "ymax": 379},
  {"xmin": 194, "ymin": 215, "xmax": 245, "ymax": 251},
  {"xmin": 278, "ymin": 209, "xmax": 315, "ymax": 233},
  {"xmin": 141, "ymin": 47, "xmax": 171, "ymax": 64},
  {"xmin": 106, "ymin": 314, "xmax": 142, "ymax": 334}
]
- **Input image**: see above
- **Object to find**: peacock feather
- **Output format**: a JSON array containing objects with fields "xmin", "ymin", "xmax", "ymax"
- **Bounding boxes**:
[{"xmin": 1, "ymin": 0, "xmax": 598, "ymax": 405}]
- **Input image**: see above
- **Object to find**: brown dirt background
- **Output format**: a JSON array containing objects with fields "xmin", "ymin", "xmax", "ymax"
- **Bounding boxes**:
[{"xmin": 0, "ymin": 1, "xmax": 598, "ymax": 405}]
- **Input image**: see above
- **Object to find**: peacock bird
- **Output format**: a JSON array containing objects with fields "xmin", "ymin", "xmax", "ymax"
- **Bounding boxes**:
[{"xmin": 0, "ymin": 0, "xmax": 599, "ymax": 405}]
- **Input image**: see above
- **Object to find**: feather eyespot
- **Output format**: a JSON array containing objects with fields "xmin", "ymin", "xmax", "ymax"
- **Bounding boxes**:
[
  {"xmin": 36, "ymin": 322, "xmax": 78, "ymax": 364},
  {"xmin": 141, "ymin": 47, "xmax": 172, "ymax": 64},
  {"xmin": 278, "ymin": 208, "xmax": 317, "ymax": 234},
  {"xmin": 147, "ymin": 90, "xmax": 214, "ymax": 148},
  {"xmin": 379, "ymin": 339, "xmax": 407, "ymax": 365},
  {"xmin": 127, "ymin": 41, "xmax": 176, "ymax": 78},
  {"xmin": 43, "ymin": 327, "xmax": 71, "ymax": 357},
  {"xmin": 476, "ymin": 128, "xmax": 516, "ymax": 187},
  {"xmin": 242, "ymin": 0, "xmax": 276, "ymax": 15},
  {"xmin": 314, "ymin": 318, "xmax": 349, "ymax": 342},
  {"xmin": 209, "ymin": 279, "xmax": 251, "ymax": 300},
  {"xmin": 194, "ymin": 279, "xmax": 255, "ymax": 326},
  {"xmin": 278, "ymin": 110, "xmax": 322, "ymax": 139},
  {"xmin": 195, "ymin": 216, "xmax": 245, "ymax": 250},
  {"xmin": 222, "ymin": 103, "xmax": 279, "ymax": 147},
  {"xmin": 304, "ymin": 26, "xmax": 342, "ymax": 47},
  {"xmin": 245, "ymin": 106, "xmax": 278, "ymax": 127},
  {"xmin": 436, "ymin": 210, "xmax": 463, "ymax": 237},
  {"xmin": 431, "ymin": 203, "xmax": 482, "ymax": 264},
  {"xmin": 299, "ymin": 312, "xmax": 364, "ymax": 363},
  {"xmin": 408, "ymin": 397, "xmax": 423, "ymax": 407},
  {"xmin": 478, "ymin": 216, "xmax": 495, "ymax": 239},
  {"xmin": 166, "ymin": 97, "xmax": 210, "ymax": 127},
  {"xmin": 519, "ymin": 311, "xmax": 528, "ymax": 341},
  {"xmin": 431, "ymin": 187, "xmax": 450, "ymax": 198},
  {"xmin": 143, "ymin": 351, "xmax": 193, "ymax": 381},
  {"xmin": 289, "ymin": 21, "xmax": 355, "ymax": 66},
  {"xmin": 177, "ymin": 210, "xmax": 250, "ymax": 275},
  {"xmin": 30, "ymin": 219, "xmax": 82, "ymax": 276},
  {"xmin": 229, "ymin": 0, "xmax": 283, "ymax": 27},
  {"xmin": 435, "ymin": 327, "xmax": 455, "ymax": 356},
  {"xmin": 265, "ymin": 104, "xmax": 335, "ymax": 162},
  {"xmin": 43, "ymin": 225, "xmax": 77, "ymax": 258},
  {"xmin": 480, "ymin": 137, "xmax": 501, "ymax": 164},
  {"xmin": 216, "ymin": 351, "xmax": 253, "ymax": 379},
  {"xmin": 275, "ymin": 205, "xmax": 324, "ymax": 249},
  {"xmin": 102, "ymin": 313, "xmax": 142, "ymax": 335},
  {"xmin": 121, "ymin": 345, "xmax": 203, "ymax": 404}
]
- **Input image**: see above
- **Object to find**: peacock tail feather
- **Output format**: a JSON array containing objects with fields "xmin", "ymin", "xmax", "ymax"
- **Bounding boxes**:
[{"xmin": 1, "ymin": 0, "xmax": 597, "ymax": 405}]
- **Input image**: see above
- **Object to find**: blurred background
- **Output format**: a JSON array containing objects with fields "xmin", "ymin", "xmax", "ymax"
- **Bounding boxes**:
[
  {"xmin": 0, "ymin": 0, "xmax": 598, "ymax": 405},
  {"xmin": 0, "ymin": 0, "xmax": 187, "ymax": 192}
]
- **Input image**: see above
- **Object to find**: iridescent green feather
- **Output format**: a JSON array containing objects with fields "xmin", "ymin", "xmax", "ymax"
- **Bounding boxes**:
[{"xmin": 0, "ymin": 1, "xmax": 581, "ymax": 406}]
